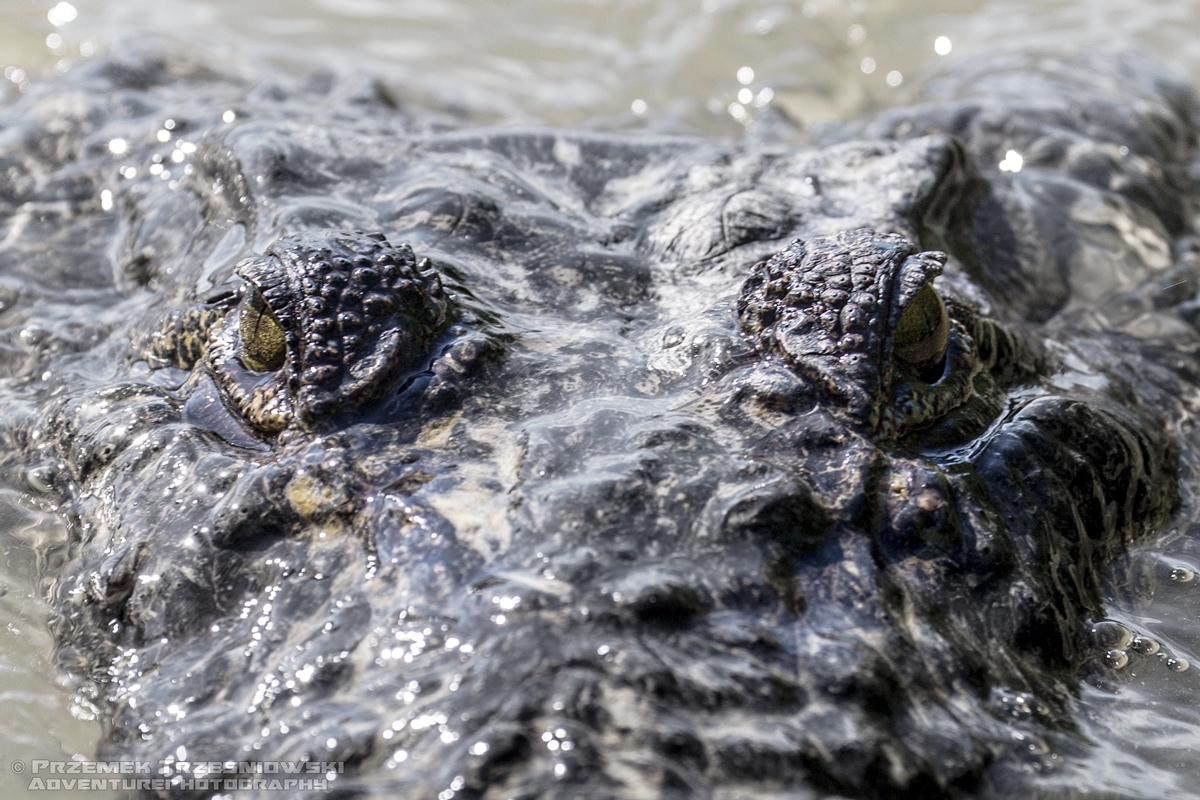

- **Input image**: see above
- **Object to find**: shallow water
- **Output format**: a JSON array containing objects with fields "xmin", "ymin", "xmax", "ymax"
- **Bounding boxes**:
[{"xmin": 3, "ymin": 0, "xmax": 1200, "ymax": 798}]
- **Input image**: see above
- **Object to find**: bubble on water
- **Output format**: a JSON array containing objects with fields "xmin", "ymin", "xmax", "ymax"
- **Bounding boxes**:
[
  {"xmin": 1130, "ymin": 636, "xmax": 1160, "ymax": 655},
  {"xmin": 992, "ymin": 687, "xmax": 1044, "ymax": 720},
  {"xmin": 1089, "ymin": 620, "xmax": 1132, "ymax": 650},
  {"xmin": 26, "ymin": 466, "xmax": 55, "ymax": 493},
  {"xmin": 1104, "ymin": 649, "xmax": 1129, "ymax": 669},
  {"xmin": 1167, "ymin": 657, "xmax": 1190, "ymax": 672},
  {"xmin": 1170, "ymin": 566, "xmax": 1195, "ymax": 583}
]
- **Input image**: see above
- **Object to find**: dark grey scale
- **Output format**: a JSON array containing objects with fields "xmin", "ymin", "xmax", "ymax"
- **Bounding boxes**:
[
  {"xmin": 821, "ymin": 288, "xmax": 848, "ymax": 306},
  {"xmin": 841, "ymin": 303, "xmax": 868, "ymax": 331},
  {"xmin": 338, "ymin": 311, "xmax": 364, "ymax": 330},
  {"xmin": 353, "ymin": 266, "xmax": 380, "ymax": 285},
  {"xmin": 308, "ymin": 344, "xmax": 341, "ymax": 363},
  {"xmin": 303, "ymin": 365, "xmax": 341, "ymax": 385},
  {"xmin": 362, "ymin": 293, "xmax": 395, "ymax": 317}
]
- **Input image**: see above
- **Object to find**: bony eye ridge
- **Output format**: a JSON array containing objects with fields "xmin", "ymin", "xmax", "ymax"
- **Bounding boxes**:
[
  {"xmin": 893, "ymin": 283, "xmax": 950, "ymax": 384},
  {"xmin": 200, "ymin": 230, "xmax": 453, "ymax": 433},
  {"xmin": 237, "ymin": 285, "xmax": 287, "ymax": 373}
]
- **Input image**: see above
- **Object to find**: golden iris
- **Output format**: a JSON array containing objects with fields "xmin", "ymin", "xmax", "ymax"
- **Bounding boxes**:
[
  {"xmin": 893, "ymin": 283, "xmax": 949, "ymax": 383},
  {"xmin": 236, "ymin": 285, "xmax": 286, "ymax": 372}
]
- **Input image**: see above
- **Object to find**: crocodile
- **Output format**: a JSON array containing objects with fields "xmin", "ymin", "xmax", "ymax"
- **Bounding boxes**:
[{"xmin": 1, "ymin": 47, "xmax": 1199, "ymax": 798}]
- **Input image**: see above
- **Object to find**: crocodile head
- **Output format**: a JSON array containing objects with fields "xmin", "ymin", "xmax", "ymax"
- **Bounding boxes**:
[{"xmin": 23, "ymin": 50, "xmax": 1195, "ymax": 800}]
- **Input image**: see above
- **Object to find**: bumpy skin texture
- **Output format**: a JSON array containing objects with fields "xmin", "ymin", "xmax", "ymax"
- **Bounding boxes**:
[
  {"xmin": 738, "ymin": 231, "xmax": 981, "ymax": 435},
  {"xmin": 1, "ymin": 48, "xmax": 1198, "ymax": 800},
  {"xmin": 204, "ymin": 231, "xmax": 450, "ymax": 431}
]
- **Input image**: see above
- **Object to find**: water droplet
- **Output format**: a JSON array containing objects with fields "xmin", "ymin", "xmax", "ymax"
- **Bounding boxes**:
[
  {"xmin": 1130, "ymin": 636, "xmax": 1160, "ymax": 655},
  {"xmin": 1104, "ymin": 649, "xmax": 1129, "ymax": 669},
  {"xmin": 997, "ymin": 149, "xmax": 1025, "ymax": 172},
  {"xmin": 934, "ymin": 36, "xmax": 952, "ymax": 56},
  {"xmin": 1170, "ymin": 567, "xmax": 1195, "ymax": 583}
]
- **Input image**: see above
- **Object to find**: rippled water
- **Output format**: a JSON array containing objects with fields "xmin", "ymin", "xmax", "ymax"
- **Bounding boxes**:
[{"xmin": 4, "ymin": 0, "xmax": 1200, "ymax": 797}]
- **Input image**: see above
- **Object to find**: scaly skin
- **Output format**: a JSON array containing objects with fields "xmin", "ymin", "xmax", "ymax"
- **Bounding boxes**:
[{"xmin": 0, "ymin": 48, "xmax": 1194, "ymax": 799}]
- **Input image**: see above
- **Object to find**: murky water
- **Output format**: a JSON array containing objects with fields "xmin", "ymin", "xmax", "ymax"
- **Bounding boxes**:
[{"xmin": 3, "ymin": 0, "xmax": 1200, "ymax": 797}]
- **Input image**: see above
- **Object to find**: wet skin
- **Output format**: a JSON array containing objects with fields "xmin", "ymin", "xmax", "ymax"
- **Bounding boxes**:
[{"xmin": 2, "ymin": 49, "xmax": 1199, "ymax": 799}]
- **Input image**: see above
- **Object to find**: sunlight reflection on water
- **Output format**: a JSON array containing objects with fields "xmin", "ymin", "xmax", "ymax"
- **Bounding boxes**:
[{"xmin": 0, "ymin": 0, "xmax": 1191, "ymax": 136}]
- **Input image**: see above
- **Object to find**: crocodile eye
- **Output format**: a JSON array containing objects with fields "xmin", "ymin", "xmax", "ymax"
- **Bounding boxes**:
[
  {"xmin": 237, "ymin": 285, "xmax": 287, "ymax": 372},
  {"xmin": 893, "ymin": 283, "xmax": 949, "ymax": 383}
]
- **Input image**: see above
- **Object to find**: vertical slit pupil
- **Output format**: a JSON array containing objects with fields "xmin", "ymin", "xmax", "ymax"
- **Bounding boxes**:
[
  {"xmin": 893, "ymin": 284, "xmax": 949, "ymax": 384},
  {"xmin": 237, "ymin": 286, "xmax": 287, "ymax": 372}
]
